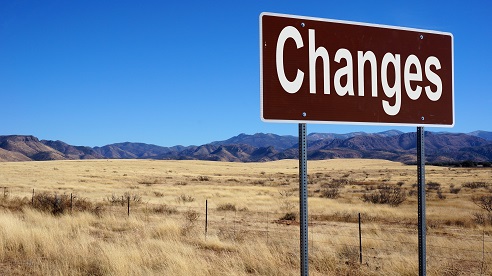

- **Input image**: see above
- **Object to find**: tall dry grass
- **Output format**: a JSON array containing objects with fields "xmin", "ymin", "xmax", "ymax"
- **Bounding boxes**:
[
  {"xmin": 0, "ymin": 159, "xmax": 491, "ymax": 275},
  {"xmin": 0, "ymin": 208, "xmax": 348, "ymax": 275}
]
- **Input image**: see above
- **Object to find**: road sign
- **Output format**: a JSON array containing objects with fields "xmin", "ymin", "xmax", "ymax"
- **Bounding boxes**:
[{"xmin": 260, "ymin": 12, "xmax": 454, "ymax": 126}]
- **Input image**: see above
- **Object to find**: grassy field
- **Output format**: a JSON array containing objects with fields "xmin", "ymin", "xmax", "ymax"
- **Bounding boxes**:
[{"xmin": 0, "ymin": 159, "xmax": 491, "ymax": 275}]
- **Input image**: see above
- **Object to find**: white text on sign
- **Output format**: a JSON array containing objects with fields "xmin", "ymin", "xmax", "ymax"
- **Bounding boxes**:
[{"xmin": 276, "ymin": 26, "xmax": 443, "ymax": 116}]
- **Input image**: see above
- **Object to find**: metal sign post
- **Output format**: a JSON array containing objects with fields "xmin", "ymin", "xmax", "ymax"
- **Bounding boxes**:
[
  {"xmin": 299, "ymin": 123, "xmax": 309, "ymax": 276},
  {"xmin": 417, "ymin": 126, "xmax": 426, "ymax": 275}
]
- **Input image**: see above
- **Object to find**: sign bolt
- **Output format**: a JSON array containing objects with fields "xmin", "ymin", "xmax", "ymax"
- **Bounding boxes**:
[
  {"xmin": 421, "ymin": 116, "xmax": 425, "ymax": 121},
  {"xmin": 301, "ymin": 22, "xmax": 305, "ymax": 27},
  {"xmin": 302, "ymin": 112, "xmax": 307, "ymax": 117}
]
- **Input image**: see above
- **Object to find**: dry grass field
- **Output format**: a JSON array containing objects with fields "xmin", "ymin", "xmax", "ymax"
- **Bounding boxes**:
[{"xmin": 0, "ymin": 159, "xmax": 491, "ymax": 275}]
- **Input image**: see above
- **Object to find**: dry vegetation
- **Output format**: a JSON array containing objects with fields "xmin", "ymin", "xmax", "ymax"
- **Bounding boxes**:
[{"xmin": 0, "ymin": 159, "xmax": 491, "ymax": 275}]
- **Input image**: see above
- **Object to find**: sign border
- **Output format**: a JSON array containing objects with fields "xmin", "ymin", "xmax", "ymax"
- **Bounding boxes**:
[{"xmin": 260, "ymin": 12, "xmax": 454, "ymax": 127}]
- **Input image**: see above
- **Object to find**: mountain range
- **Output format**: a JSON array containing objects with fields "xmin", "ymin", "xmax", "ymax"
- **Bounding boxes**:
[{"xmin": 0, "ymin": 130, "xmax": 491, "ymax": 164}]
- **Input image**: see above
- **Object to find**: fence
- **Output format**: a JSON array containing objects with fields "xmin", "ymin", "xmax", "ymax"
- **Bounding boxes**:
[{"xmin": 1, "ymin": 186, "xmax": 491, "ymax": 275}]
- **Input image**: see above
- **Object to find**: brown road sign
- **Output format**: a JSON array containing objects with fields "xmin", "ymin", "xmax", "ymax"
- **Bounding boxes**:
[{"xmin": 260, "ymin": 12, "xmax": 454, "ymax": 126}]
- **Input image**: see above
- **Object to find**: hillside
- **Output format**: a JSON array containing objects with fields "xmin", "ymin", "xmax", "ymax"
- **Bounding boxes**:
[
  {"xmin": 0, "ymin": 131, "xmax": 491, "ymax": 163},
  {"xmin": 469, "ymin": 130, "xmax": 492, "ymax": 141},
  {"xmin": 0, "ymin": 136, "xmax": 104, "ymax": 161},
  {"xmin": 0, "ymin": 136, "xmax": 65, "ymax": 161},
  {"xmin": 41, "ymin": 140, "xmax": 103, "ymax": 160}
]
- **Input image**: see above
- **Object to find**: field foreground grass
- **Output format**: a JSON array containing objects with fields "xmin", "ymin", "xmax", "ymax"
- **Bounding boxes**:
[{"xmin": 0, "ymin": 159, "xmax": 491, "ymax": 275}]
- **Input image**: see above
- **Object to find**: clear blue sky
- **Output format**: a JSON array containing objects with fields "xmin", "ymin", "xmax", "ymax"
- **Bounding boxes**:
[{"xmin": 1, "ymin": 1, "xmax": 490, "ymax": 147}]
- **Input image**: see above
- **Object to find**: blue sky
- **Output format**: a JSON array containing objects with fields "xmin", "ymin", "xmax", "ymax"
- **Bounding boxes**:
[{"xmin": 0, "ymin": 1, "xmax": 490, "ymax": 147}]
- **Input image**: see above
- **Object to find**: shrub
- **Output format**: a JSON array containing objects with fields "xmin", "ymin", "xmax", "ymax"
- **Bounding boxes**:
[
  {"xmin": 217, "ymin": 203, "xmax": 237, "ymax": 212},
  {"xmin": 279, "ymin": 190, "xmax": 294, "ymax": 198},
  {"xmin": 473, "ymin": 212, "xmax": 492, "ymax": 226},
  {"xmin": 334, "ymin": 211, "xmax": 355, "ymax": 223},
  {"xmin": 92, "ymin": 203, "xmax": 105, "ymax": 217},
  {"xmin": 138, "ymin": 178, "xmax": 160, "ymax": 185},
  {"xmin": 107, "ymin": 194, "xmax": 123, "ymax": 205},
  {"xmin": 426, "ymin": 181, "xmax": 441, "ymax": 191},
  {"xmin": 0, "ymin": 196, "xmax": 30, "ymax": 212},
  {"xmin": 32, "ymin": 192, "xmax": 65, "ymax": 214},
  {"xmin": 472, "ymin": 195, "xmax": 492, "ymax": 213},
  {"xmin": 124, "ymin": 192, "xmax": 142, "ymax": 203},
  {"xmin": 153, "ymin": 204, "xmax": 178, "ymax": 214},
  {"xmin": 280, "ymin": 200, "xmax": 296, "ymax": 212},
  {"xmin": 324, "ymin": 178, "xmax": 350, "ymax": 188},
  {"xmin": 184, "ymin": 209, "xmax": 200, "ymax": 222},
  {"xmin": 449, "ymin": 187, "xmax": 461, "ymax": 194},
  {"xmin": 337, "ymin": 245, "xmax": 360, "ymax": 266},
  {"xmin": 320, "ymin": 188, "xmax": 340, "ymax": 199},
  {"xmin": 32, "ymin": 192, "xmax": 93, "ymax": 215},
  {"xmin": 280, "ymin": 212, "xmax": 297, "ymax": 221},
  {"xmin": 197, "ymin": 176, "xmax": 210, "ymax": 181},
  {"xmin": 361, "ymin": 185, "xmax": 406, "ymax": 207},
  {"xmin": 176, "ymin": 194, "xmax": 195, "ymax": 204},
  {"xmin": 463, "ymin": 182, "xmax": 488, "ymax": 189},
  {"xmin": 252, "ymin": 180, "xmax": 265, "ymax": 185},
  {"xmin": 181, "ymin": 209, "xmax": 200, "ymax": 236},
  {"xmin": 106, "ymin": 192, "xmax": 141, "ymax": 206},
  {"xmin": 436, "ymin": 188, "xmax": 446, "ymax": 200}
]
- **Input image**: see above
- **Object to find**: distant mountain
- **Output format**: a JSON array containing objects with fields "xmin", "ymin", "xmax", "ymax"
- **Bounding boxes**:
[
  {"xmin": 307, "ymin": 130, "xmax": 403, "ymax": 141},
  {"xmin": 469, "ymin": 131, "xmax": 492, "ymax": 141},
  {"xmin": 0, "ymin": 135, "xmax": 104, "ymax": 161},
  {"xmin": 158, "ymin": 131, "xmax": 491, "ymax": 163},
  {"xmin": 0, "ymin": 147, "xmax": 31, "ymax": 162},
  {"xmin": 93, "ymin": 142, "xmax": 184, "ymax": 159},
  {"xmin": 41, "ymin": 140, "xmax": 103, "ymax": 160},
  {"xmin": 0, "ymin": 130, "xmax": 490, "ymax": 163},
  {"xmin": 210, "ymin": 131, "xmax": 404, "ymax": 151},
  {"xmin": 0, "ymin": 135, "xmax": 65, "ymax": 161},
  {"xmin": 157, "ymin": 144, "xmax": 264, "ymax": 162},
  {"xmin": 303, "ymin": 132, "xmax": 491, "ymax": 164},
  {"xmin": 211, "ymin": 133, "xmax": 297, "ymax": 151}
]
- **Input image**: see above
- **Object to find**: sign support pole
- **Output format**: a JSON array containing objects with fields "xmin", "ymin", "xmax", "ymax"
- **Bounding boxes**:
[
  {"xmin": 417, "ymin": 126, "xmax": 426, "ymax": 276},
  {"xmin": 298, "ymin": 123, "xmax": 309, "ymax": 276}
]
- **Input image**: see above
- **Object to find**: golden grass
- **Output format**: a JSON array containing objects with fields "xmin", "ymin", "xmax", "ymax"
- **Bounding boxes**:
[{"xmin": 0, "ymin": 158, "xmax": 491, "ymax": 275}]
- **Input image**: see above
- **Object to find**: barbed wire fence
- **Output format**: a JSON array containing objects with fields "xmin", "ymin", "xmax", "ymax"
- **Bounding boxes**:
[{"xmin": 1, "ymin": 186, "xmax": 491, "ymax": 275}]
